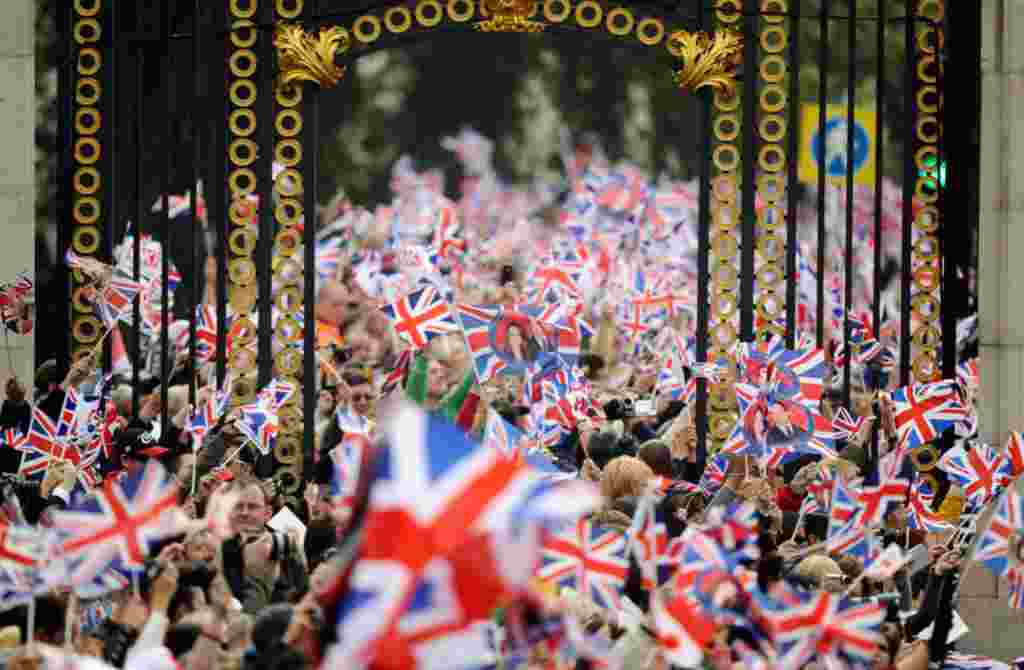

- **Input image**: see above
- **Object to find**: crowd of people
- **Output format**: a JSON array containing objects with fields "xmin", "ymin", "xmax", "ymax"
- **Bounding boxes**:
[{"xmin": 0, "ymin": 129, "xmax": 1011, "ymax": 670}]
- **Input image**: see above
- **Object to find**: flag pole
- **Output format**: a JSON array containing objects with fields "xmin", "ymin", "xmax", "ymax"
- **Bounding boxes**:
[
  {"xmin": 26, "ymin": 595, "xmax": 35, "ymax": 648},
  {"xmin": 64, "ymin": 593, "xmax": 77, "ymax": 650}
]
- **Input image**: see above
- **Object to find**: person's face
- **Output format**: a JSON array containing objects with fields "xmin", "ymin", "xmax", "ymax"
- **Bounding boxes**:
[
  {"xmin": 427, "ymin": 360, "xmax": 447, "ymax": 398},
  {"xmin": 349, "ymin": 382, "xmax": 375, "ymax": 416},
  {"xmin": 229, "ymin": 485, "xmax": 268, "ymax": 536},
  {"xmin": 185, "ymin": 531, "xmax": 216, "ymax": 563},
  {"xmin": 316, "ymin": 283, "xmax": 351, "ymax": 327},
  {"xmin": 508, "ymin": 325, "xmax": 524, "ymax": 349},
  {"xmin": 177, "ymin": 454, "xmax": 196, "ymax": 485}
]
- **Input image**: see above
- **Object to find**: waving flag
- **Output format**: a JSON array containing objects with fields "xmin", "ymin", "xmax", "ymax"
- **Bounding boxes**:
[
  {"xmin": 975, "ymin": 485, "xmax": 1024, "ymax": 609},
  {"xmin": 1, "ymin": 428, "xmax": 25, "ymax": 452},
  {"xmin": 56, "ymin": 388, "xmax": 80, "ymax": 440},
  {"xmin": 907, "ymin": 479, "xmax": 953, "ymax": 534},
  {"xmin": 0, "ymin": 522, "xmax": 51, "ymax": 568},
  {"xmin": 831, "ymin": 407, "xmax": 869, "ymax": 441},
  {"xmin": 51, "ymin": 460, "xmax": 181, "ymax": 585},
  {"xmin": 95, "ymin": 273, "xmax": 144, "ymax": 327},
  {"xmin": 827, "ymin": 476, "xmax": 866, "ymax": 553},
  {"xmin": 999, "ymin": 432, "xmax": 1024, "ymax": 488},
  {"xmin": 381, "ymin": 286, "xmax": 457, "ymax": 350},
  {"xmin": 940, "ymin": 442, "xmax": 1004, "ymax": 508},
  {"xmin": 651, "ymin": 589, "xmax": 715, "ymax": 669},
  {"xmin": 185, "ymin": 387, "xmax": 230, "ymax": 451},
  {"xmin": 236, "ymin": 400, "xmax": 279, "ymax": 456},
  {"xmin": 888, "ymin": 380, "xmax": 968, "ymax": 449},
  {"xmin": 482, "ymin": 409, "xmax": 527, "ymax": 459},
  {"xmin": 856, "ymin": 473, "xmax": 910, "ymax": 528},
  {"xmin": 325, "ymin": 403, "xmax": 600, "ymax": 669},
  {"xmin": 258, "ymin": 378, "xmax": 296, "ymax": 410},
  {"xmin": 768, "ymin": 589, "xmax": 884, "ymax": 669},
  {"xmin": 20, "ymin": 407, "xmax": 81, "ymax": 479},
  {"xmin": 628, "ymin": 494, "xmax": 680, "ymax": 589},
  {"xmin": 537, "ymin": 517, "xmax": 629, "ymax": 611},
  {"xmin": 330, "ymin": 434, "xmax": 370, "ymax": 523}
]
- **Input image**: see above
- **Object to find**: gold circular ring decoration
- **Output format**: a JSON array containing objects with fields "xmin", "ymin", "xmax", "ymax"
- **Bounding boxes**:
[
  {"xmin": 911, "ymin": 353, "xmax": 938, "ymax": 383},
  {"xmin": 914, "ymin": 145, "xmax": 938, "ymax": 173},
  {"xmin": 759, "ymin": 84, "xmax": 787, "ymax": 113},
  {"xmin": 228, "ymin": 227, "xmax": 258, "ymax": 256},
  {"xmin": 74, "ymin": 18, "xmax": 102, "ymax": 44},
  {"xmin": 77, "ymin": 47, "xmax": 102, "ymax": 75},
  {"xmin": 912, "ymin": 322, "xmax": 941, "ymax": 349},
  {"xmin": 916, "ymin": 55, "xmax": 938, "ymax": 84},
  {"xmin": 915, "ymin": 179, "xmax": 939, "ymax": 204},
  {"xmin": 758, "ymin": 145, "xmax": 786, "ymax": 173},
  {"xmin": 229, "ymin": 49, "xmax": 258, "ymax": 78},
  {"xmin": 712, "ymin": 145, "xmax": 740, "ymax": 172},
  {"xmin": 910, "ymin": 444, "xmax": 939, "ymax": 472},
  {"xmin": 275, "ymin": 315, "xmax": 302, "ymax": 342},
  {"xmin": 230, "ymin": 0, "xmax": 257, "ymax": 18},
  {"xmin": 76, "ymin": 78, "xmax": 101, "ymax": 106},
  {"xmin": 575, "ymin": 0, "xmax": 603, "ymax": 28},
  {"xmin": 229, "ymin": 109, "xmax": 257, "ymax": 137},
  {"xmin": 911, "ymin": 293, "xmax": 939, "ymax": 323},
  {"xmin": 72, "ymin": 225, "xmax": 100, "ymax": 254},
  {"xmin": 917, "ymin": 25, "xmax": 944, "ymax": 55},
  {"xmin": 74, "ymin": 0, "xmax": 100, "ymax": 17},
  {"xmin": 275, "ymin": 227, "xmax": 301, "ymax": 256},
  {"xmin": 757, "ymin": 232, "xmax": 784, "ymax": 261},
  {"xmin": 73, "ymin": 167, "xmax": 101, "ymax": 195},
  {"xmin": 276, "ymin": 168, "xmax": 304, "ymax": 198},
  {"xmin": 715, "ymin": 291, "xmax": 738, "ymax": 318},
  {"xmin": 913, "ymin": 234, "xmax": 939, "ymax": 262},
  {"xmin": 715, "ymin": 0, "xmax": 742, "ymax": 23},
  {"xmin": 758, "ymin": 204, "xmax": 785, "ymax": 230},
  {"xmin": 273, "ymin": 438, "xmax": 302, "ymax": 465},
  {"xmin": 711, "ymin": 173, "xmax": 738, "ymax": 203},
  {"xmin": 75, "ymin": 108, "xmax": 101, "ymax": 136},
  {"xmin": 229, "ymin": 80, "xmax": 258, "ymax": 108},
  {"xmin": 229, "ymin": 346, "xmax": 257, "ymax": 372},
  {"xmin": 543, "ymin": 0, "xmax": 571, "ymax": 23},
  {"xmin": 756, "ymin": 174, "xmax": 786, "ymax": 204},
  {"xmin": 416, "ymin": 0, "xmax": 444, "ymax": 27},
  {"xmin": 228, "ymin": 257, "xmax": 257, "ymax": 286},
  {"xmin": 385, "ymin": 6, "xmax": 413, "ymax": 33},
  {"xmin": 275, "ymin": 467, "xmax": 303, "ymax": 494},
  {"xmin": 760, "ymin": 0, "xmax": 787, "ymax": 24},
  {"xmin": 710, "ymin": 413, "xmax": 734, "ymax": 440},
  {"xmin": 228, "ymin": 168, "xmax": 257, "ymax": 195},
  {"xmin": 73, "ymin": 196, "xmax": 101, "ymax": 225},
  {"xmin": 275, "ymin": 347, "xmax": 302, "ymax": 376},
  {"xmin": 916, "ymin": 86, "xmax": 939, "ymax": 114},
  {"xmin": 918, "ymin": 472, "xmax": 940, "ymax": 496},
  {"xmin": 74, "ymin": 137, "xmax": 101, "ymax": 165},
  {"xmin": 448, "ymin": 0, "xmax": 476, "ymax": 22},
  {"xmin": 276, "ymin": 0, "xmax": 303, "ymax": 19},
  {"xmin": 758, "ymin": 292, "xmax": 783, "ymax": 319},
  {"xmin": 712, "ymin": 261, "xmax": 739, "ymax": 290},
  {"xmin": 230, "ymin": 20, "xmax": 259, "ymax": 48},
  {"xmin": 276, "ymin": 82, "xmax": 304, "ymax": 108},
  {"xmin": 606, "ymin": 8, "xmax": 635, "ymax": 36},
  {"xmin": 916, "ymin": 0, "xmax": 945, "ymax": 22},
  {"xmin": 231, "ymin": 376, "xmax": 255, "ymax": 402},
  {"xmin": 72, "ymin": 315, "xmax": 103, "ymax": 344},
  {"xmin": 275, "ymin": 109, "xmax": 303, "ymax": 138},
  {"xmin": 229, "ymin": 139, "xmax": 258, "ymax": 167},
  {"xmin": 760, "ymin": 26, "xmax": 787, "ymax": 54},
  {"xmin": 758, "ymin": 114, "xmax": 787, "ymax": 142},
  {"xmin": 275, "ymin": 139, "xmax": 302, "ymax": 167},
  {"xmin": 276, "ymin": 285, "xmax": 302, "ymax": 315},
  {"xmin": 275, "ymin": 199, "xmax": 303, "ymax": 227},
  {"xmin": 914, "ymin": 205, "xmax": 940, "ymax": 233},
  {"xmin": 276, "ymin": 258, "xmax": 303, "ymax": 285},
  {"xmin": 713, "ymin": 115, "xmax": 740, "ymax": 142},
  {"xmin": 229, "ymin": 198, "xmax": 256, "ymax": 226},
  {"xmin": 916, "ymin": 115, "xmax": 939, "ymax": 144},
  {"xmin": 714, "ymin": 87, "xmax": 740, "ymax": 112},
  {"xmin": 232, "ymin": 317, "xmax": 258, "ymax": 346},
  {"xmin": 760, "ymin": 54, "xmax": 787, "ymax": 83},
  {"xmin": 72, "ymin": 286, "xmax": 94, "ymax": 313},
  {"xmin": 711, "ymin": 233, "xmax": 738, "ymax": 260},
  {"xmin": 229, "ymin": 283, "xmax": 258, "ymax": 315},
  {"xmin": 636, "ymin": 18, "xmax": 664, "ymax": 46}
]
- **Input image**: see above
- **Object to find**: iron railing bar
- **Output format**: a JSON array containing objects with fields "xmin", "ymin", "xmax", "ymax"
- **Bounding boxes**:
[
  {"xmin": 784, "ymin": 0, "xmax": 800, "ymax": 348},
  {"xmin": 899, "ymin": 0, "xmax": 915, "ymax": 387},
  {"xmin": 872, "ymin": 0, "xmax": 885, "ymax": 347},
  {"xmin": 816, "ymin": 0, "xmax": 828, "ymax": 349},
  {"xmin": 842, "ymin": 0, "xmax": 856, "ymax": 409},
  {"xmin": 103, "ymin": 0, "xmax": 118, "ymax": 380},
  {"xmin": 257, "ymin": 0, "xmax": 275, "ymax": 389},
  {"xmin": 188, "ymin": 0, "xmax": 201, "ymax": 409},
  {"xmin": 160, "ymin": 0, "xmax": 171, "ymax": 437},
  {"xmin": 56, "ymin": 0, "xmax": 71, "ymax": 381},
  {"xmin": 303, "ymin": 87, "xmax": 319, "ymax": 478},
  {"xmin": 214, "ymin": 1, "xmax": 229, "ymax": 390},
  {"xmin": 132, "ymin": 48, "xmax": 143, "ymax": 418},
  {"xmin": 694, "ymin": 0, "xmax": 711, "ymax": 492},
  {"xmin": 739, "ymin": 0, "xmax": 757, "ymax": 342}
]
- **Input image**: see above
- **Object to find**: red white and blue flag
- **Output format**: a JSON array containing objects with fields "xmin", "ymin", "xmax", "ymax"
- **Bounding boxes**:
[
  {"xmin": 20, "ymin": 407, "xmax": 81, "ymax": 480},
  {"xmin": 888, "ymin": 379, "xmax": 968, "ymax": 450},
  {"xmin": 907, "ymin": 479, "xmax": 953, "ymax": 534},
  {"xmin": 236, "ymin": 400, "xmax": 279, "ymax": 456},
  {"xmin": 381, "ymin": 286, "xmax": 457, "ymax": 350},
  {"xmin": 940, "ymin": 441, "xmax": 1005, "ymax": 508},
  {"xmin": 50, "ymin": 460, "xmax": 181, "ymax": 585},
  {"xmin": 482, "ymin": 409, "xmax": 527, "ymax": 459},
  {"xmin": 975, "ymin": 486, "xmax": 1024, "ymax": 610},
  {"xmin": 55, "ymin": 388, "xmax": 80, "ymax": 441},
  {"xmin": 95, "ymin": 273, "xmax": 144, "ymax": 328},
  {"xmin": 537, "ymin": 517, "xmax": 628, "ymax": 611},
  {"xmin": 768, "ymin": 589, "xmax": 884, "ymax": 669}
]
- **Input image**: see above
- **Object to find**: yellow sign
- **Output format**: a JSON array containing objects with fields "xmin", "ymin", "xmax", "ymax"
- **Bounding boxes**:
[{"xmin": 798, "ymin": 105, "xmax": 877, "ymax": 186}]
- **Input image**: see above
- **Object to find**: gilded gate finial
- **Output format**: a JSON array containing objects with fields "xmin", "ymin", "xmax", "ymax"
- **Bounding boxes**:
[
  {"xmin": 671, "ymin": 30, "xmax": 742, "ymax": 96},
  {"xmin": 475, "ymin": 0, "xmax": 545, "ymax": 32},
  {"xmin": 275, "ymin": 24, "xmax": 349, "ymax": 88}
]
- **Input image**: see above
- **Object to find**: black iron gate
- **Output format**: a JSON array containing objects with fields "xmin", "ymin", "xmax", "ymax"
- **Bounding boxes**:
[{"xmin": 53, "ymin": 0, "xmax": 975, "ymax": 500}]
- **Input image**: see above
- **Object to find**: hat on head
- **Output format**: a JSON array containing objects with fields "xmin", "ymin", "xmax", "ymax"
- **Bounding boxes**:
[{"xmin": 115, "ymin": 419, "xmax": 169, "ymax": 461}]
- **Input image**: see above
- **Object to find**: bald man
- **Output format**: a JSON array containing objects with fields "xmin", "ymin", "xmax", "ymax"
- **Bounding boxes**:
[{"xmin": 315, "ymin": 280, "xmax": 355, "ymax": 350}]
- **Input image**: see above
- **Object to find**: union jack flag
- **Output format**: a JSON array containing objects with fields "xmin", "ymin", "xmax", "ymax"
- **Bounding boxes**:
[
  {"xmin": 50, "ymin": 460, "xmax": 181, "ymax": 585},
  {"xmin": 944, "ymin": 652, "xmax": 1013, "ymax": 670},
  {"xmin": 651, "ymin": 589, "xmax": 716, "ymax": 669},
  {"xmin": 185, "ymin": 387, "xmax": 230, "ymax": 450},
  {"xmin": 236, "ymin": 400, "xmax": 279, "ymax": 455},
  {"xmin": 975, "ymin": 486, "xmax": 1024, "ymax": 610},
  {"xmin": 999, "ymin": 432, "xmax": 1024, "ymax": 488},
  {"xmin": 538, "ymin": 517, "xmax": 628, "ymax": 611},
  {"xmin": 831, "ymin": 407, "xmax": 869, "ymax": 441},
  {"xmin": 381, "ymin": 347, "xmax": 414, "ymax": 395},
  {"xmin": 768, "ymin": 589, "xmax": 884, "ymax": 669},
  {"xmin": 0, "ymin": 522, "xmax": 51, "ymax": 567},
  {"xmin": 56, "ymin": 388, "xmax": 80, "ymax": 441},
  {"xmin": 856, "ymin": 473, "xmax": 910, "ymax": 528},
  {"xmin": 381, "ymin": 286, "xmax": 457, "ymax": 350},
  {"xmin": 330, "ymin": 434, "xmax": 370, "ymax": 522},
  {"xmin": 698, "ymin": 453, "xmax": 729, "ymax": 497},
  {"xmin": 258, "ymin": 378, "xmax": 296, "ymax": 410},
  {"xmin": 940, "ymin": 442, "xmax": 1004, "ymax": 508},
  {"xmin": 482, "ymin": 409, "xmax": 527, "ymax": 459},
  {"xmin": 325, "ymin": 403, "xmax": 599, "ymax": 669},
  {"xmin": 628, "ymin": 494, "xmax": 683, "ymax": 590},
  {"xmin": 827, "ymin": 476, "xmax": 867, "ymax": 553},
  {"xmin": 957, "ymin": 358, "xmax": 980, "ymax": 391},
  {"xmin": 888, "ymin": 379, "xmax": 968, "ymax": 449},
  {"xmin": 527, "ymin": 262, "xmax": 584, "ymax": 304},
  {"xmin": 194, "ymin": 304, "xmax": 219, "ymax": 362},
  {"xmin": 907, "ymin": 479, "xmax": 953, "ymax": 534},
  {"xmin": 20, "ymin": 407, "xmax": 81, "ymax": 480},
  {"xmin": 1, "ymin": 428, "xmax": 25, "ymax": 452},
  {"xmin": 95, "ymin": 273, "xmax": 144, "ymax": 327}
]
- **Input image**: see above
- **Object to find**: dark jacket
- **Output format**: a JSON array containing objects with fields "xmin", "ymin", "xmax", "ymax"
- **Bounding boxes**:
[{"xmin": 221, "ymin": 528, "xmax": 309, "ymax": 614}]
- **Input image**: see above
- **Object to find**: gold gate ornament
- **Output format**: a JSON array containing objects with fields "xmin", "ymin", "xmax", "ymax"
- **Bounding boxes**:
[
  {"xmin": 670, "ymin": 29, "xmax": 742, "ymax": 96},
  {"xmin": 476, "ymin": 0, "xmax": 545, "ymax": 32},
  {"xmin": 276, "ymin": 24, "xmax": 350, "ymax": 88}
]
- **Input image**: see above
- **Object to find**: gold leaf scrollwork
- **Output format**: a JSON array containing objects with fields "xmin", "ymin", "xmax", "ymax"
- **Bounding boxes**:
[
  {"xmin": 275, "ymin": 24, "xmax": 349, "ymax": 88},
  {"xmin": 671, "ymin": 29, "xmax": 742, "ymax": 96},
  {"xmin": 475, "ymin": 0, "xmax": 545, "ymax": 32}
]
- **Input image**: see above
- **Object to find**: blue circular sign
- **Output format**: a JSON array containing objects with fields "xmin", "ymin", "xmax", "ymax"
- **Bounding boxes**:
[{"xmin": 810, "ymin": 117, "xmax": 870, "ymax": 178}]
